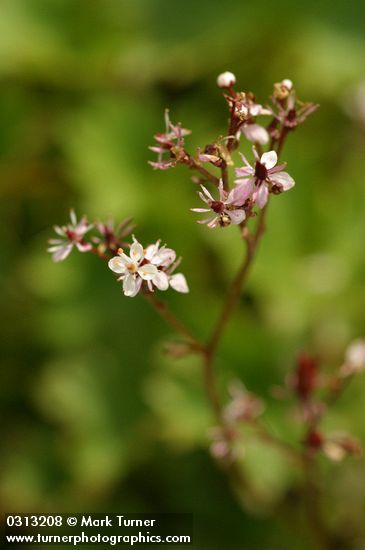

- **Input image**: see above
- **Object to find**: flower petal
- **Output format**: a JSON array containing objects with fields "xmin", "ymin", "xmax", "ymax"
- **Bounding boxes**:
[
  {"xmin": 261, "ymin": 150, "xmax": 277, "ymax": 169},
  {"xmin": 155, "ymin": 247, "xmax": 176, "ymax": 267},
  {"xmin": 75, "ymin": 242, "xmax": 92, "ymax": 252},
  {"xmin": 138, "ymin": 263, "xmax": 158, "ymax": 280},
  {"xmin": 200, "ymin": 185, "xmax": 214, "ymax": 202},
  {"xmin": 51, "ymin": 244, "xmax": 73, "ymax": 262},
  {"xmin": 130, "ymin": 240, "xmax": 144, "ymax": 262},
  {"xmin": 153, "ymin": 271, "xmax": 169, "ymax": 291},
  {"xmin": 242, "ymin": 124, "xmax": 269, "ymax": 145},
  {"xmin": 123, "ymin": 273, "xmax": 138, "ymax": 297},
  {"xmin": 169, "ymin": 273, "xmax": 189, "ymax": 293},
  {"xmin": 228, "ymin": 209, "xmax": 246, "ymax": 224},
  {"xmin": 271, "ymin": 171, "xmax": 295, "ymax": 191},
  {"xmin": 108, "ymin": 256, "xmax": 128, "ymax": 274},
  {"xmin": 253, "ymin": 184, "xmax": 269, "ymax": 209},
  {"xmin": 231, "ymin": 178, "xmax": 255, "ymax": 204}
]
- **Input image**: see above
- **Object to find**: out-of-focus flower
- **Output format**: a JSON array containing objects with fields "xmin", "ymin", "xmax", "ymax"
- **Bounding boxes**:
[
  {"xmin": 93, "ymin": 217, "xmax": 135, "ymax": 253},
  {"xmin": 208, "ymin": 427, "xmax": 236, "ymax": 462},
  {"xmin": 108, "ymin": 237, "xmax": 189, "ymax": 297},
  {"xmin": 191, "ymin": 181, "xmax": 246, "ymax": 228},
  {"xmin": 323, "ymin": 433, "xmax": 362, "ymax": 462},
  {"xmin": 304, "ymin": 429, "xmax": 324, "ymax": 451},
  {"xmin": 223, "ymin": 381, "xmax": 265, "ymax": 423},
  {"xmin": 149, "ymin": 109, "xmax": 191, "ymax": 170},
  {"xmin": 217, "ymin": 71, "xmax": 236, "ymax": 89},
  {"xmin": 234, "ymin": 149, "xmax": 295, "ymax": 209},
  {"xmin": 48, "ymin": 210, "xmax": 93, "ymax": 262},
  {"xmin": 341, "ymin": 339, "xmax": 365, "ymax": 376},
  {"xmin": 293, "ymin": 352, "xmax": 318, "ymax": 401}
]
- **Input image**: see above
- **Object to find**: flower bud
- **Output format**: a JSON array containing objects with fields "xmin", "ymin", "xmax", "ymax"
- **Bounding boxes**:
[
  {"xmin": 273, "ymin": 79, "xmax": 293, "ymax": 100},
  {"xmin": 341, "ymin": 339, "xmax": 365, "ymax": 376},
  {"xmin": 217, "ymin": 71, "xmax": 236, "ymax": 89}
]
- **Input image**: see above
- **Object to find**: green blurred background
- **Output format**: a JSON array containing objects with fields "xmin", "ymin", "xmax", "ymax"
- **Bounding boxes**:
[{"xmin": 1, "ymin": 0, "xmax": 365, "ymax": 548}]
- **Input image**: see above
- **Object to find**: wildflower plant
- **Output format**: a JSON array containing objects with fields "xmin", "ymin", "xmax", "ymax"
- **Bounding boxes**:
[{"xmin": 49, "ymin": 73, "xmax": 364, "ymax": 545}]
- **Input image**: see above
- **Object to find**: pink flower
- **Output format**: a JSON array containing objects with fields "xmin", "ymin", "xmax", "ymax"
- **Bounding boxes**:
[
  {"xmin": 270, "ymin": 84, "xmax": 318, "ymax": 129},
  {"xmin": 48, "ymin": 210, "xmax": 93, "ymax": 262},
  {"xmin": 234, "ymin": 149, "xmax": 295, "ymax": 209},
  {"xmin": 191, "ymin": 181, "xmax": 246, "ymax": 228},
  {"xmin": 223, "ymin": 381, "xmax": 264, "ymax": 423},
  {"xmin": 149, "ymin": 109, "xmax": 191, "ymax": 170},
  {"xmin": 108, "ymin": 237, "xmax": 189, "ymax": 297},
  {"xmin": 226, "ymin": 92, "xmax": 271, "ymax": 145}
]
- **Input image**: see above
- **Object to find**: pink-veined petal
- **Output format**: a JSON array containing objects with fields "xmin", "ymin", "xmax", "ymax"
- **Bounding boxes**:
[
  {"xmin": 228, "ymin": 209, "xmax": 246, "ymax": 224},
  {"xmin": 231, "ymin": 178, "xmax": 255, "ymax": 204},
  {"xmin": 108, "ymin": 256, "xmax": 128, "ymax": 274},
  {"xmin": 153, "ymin": 271, "xmax": 169, "ymax": 291},
  {"xmin": 51, "ymin": 243, "xmax": 73, "ymax": 262},
  {"xmin": 169, "ymin": 273, "xmax": 189, "ymax": 293},
  {"xmin": 242, "ymin": 124, "xmax": 269, "ymax": 145},
  {"xmin": 75, "ymin": 242, "xmax": 92, "ymax": 252},
  {"xmin": 253, "ymin": 184, "xmax": 269, "ymax": 209},
  {"xmin": 138, "ymin": 263, "xmax": 158, "ymax": 280},
  {"xmin": 260, "ymin": 150, "xmax": 277, "ymax": 169},
  {"xmin": 271, "ymin": 171, "xmax": 295, "ymax": 191}
]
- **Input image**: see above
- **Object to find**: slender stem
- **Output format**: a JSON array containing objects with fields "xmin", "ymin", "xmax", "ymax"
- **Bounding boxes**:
[
  {"xmin": 221, "ymin": 161, "xmax": 229, "ymax": 190},
  {"xmin": 144, "ymin": 292, "xmax": 205, "ymax": 354},
  {"xmin": 187, "ymin": 154, "xmax": 220, "ymax": 186},
  {"xmin": 207, "ymin": 206, "xmax": 268, "ymax": 356}
]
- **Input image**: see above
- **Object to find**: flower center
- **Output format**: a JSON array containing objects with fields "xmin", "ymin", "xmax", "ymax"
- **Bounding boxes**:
[
  {"xmin": 210, "ymin": 200, "xmax": 225, "ymax": 214},
  {"xmin": 127, "ymin": 263, "xmax": 137, "ymax": 273},
  {"xmin": 254, "ymin": 161, "xmax": 268, "ymax": 181}
]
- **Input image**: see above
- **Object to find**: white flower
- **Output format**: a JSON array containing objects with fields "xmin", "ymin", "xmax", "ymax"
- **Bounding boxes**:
[
  {"xmin": 217, "ymin": 71, "xmax": 236, "ymax": 89},
  {"xmin": 191, "ymin": 181, "xmax": 246, "ymax": 228},
  {"xmin": 108, "ymin": 239, "xmax": 158, "ymax": 297},
  {"xmin": 48, "ymin": 210, "xmax": 93, "ymax": 262},
  {"xmin": 108, "ymin": 238, "xmax": 189, "ymax": 297},
  {"xmin": 233, "ymin": 148, "xmax": 295, "ymax": 209},
  {"xmin": 145, "ymin": 241, "xmax": 189, "ymax": 293}
]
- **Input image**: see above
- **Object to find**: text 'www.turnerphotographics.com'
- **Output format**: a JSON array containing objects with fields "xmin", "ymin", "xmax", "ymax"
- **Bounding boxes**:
[{"xmin": 4, "ymin": 514, "xmax": 193, "ymax": 546}]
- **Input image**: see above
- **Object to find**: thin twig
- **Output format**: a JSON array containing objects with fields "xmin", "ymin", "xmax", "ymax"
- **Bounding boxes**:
[{"xmin": 144, "ymin": 292, "xmax": 206, "ymax": 354}]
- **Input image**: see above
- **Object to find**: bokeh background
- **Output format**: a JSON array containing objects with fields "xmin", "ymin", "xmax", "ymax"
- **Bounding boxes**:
[{"xmin": 1, "ymin": 0, "xmax": 365, "ymax": 548}]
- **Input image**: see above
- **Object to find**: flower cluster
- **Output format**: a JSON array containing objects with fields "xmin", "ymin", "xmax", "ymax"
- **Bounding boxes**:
[
  {"xmin": 108, "ymin": 237, "xmax": 189, "ymax": 297},
  {"xmin": 48, "ymin": 212, "xmax": 188, "ymax": 299},
  {"xmin": 148, "ymin": 72, "xmax": 317, "ymax": 230}
]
